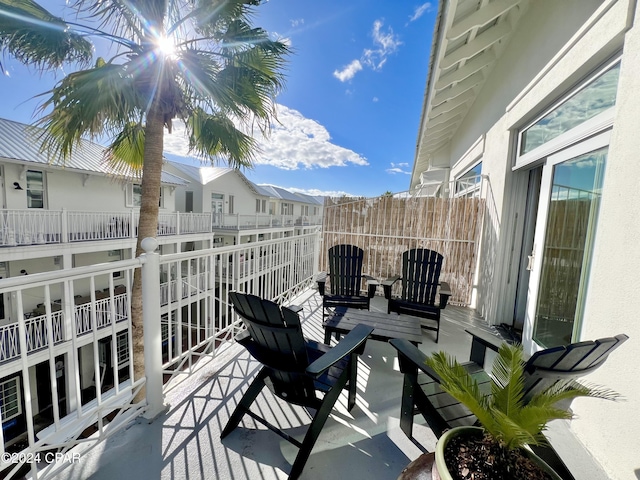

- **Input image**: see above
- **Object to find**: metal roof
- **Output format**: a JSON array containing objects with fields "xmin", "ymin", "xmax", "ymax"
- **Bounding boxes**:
[
  {"xmin": 164, "ymin": 162, "xmax": 321, "ymax": 205},
  {"xmin": 165, "ymin": 160, "xmax": 266, "ymax": 195},
  {"xmin": 0, "ymin": 118, "xmax": 188, "ymax": 186},
  {"xmin": 411, "ymin": 0, "xmax": 529, "ymax": 190},
  {"xmin": 257, "ymin": 185, "xmax": 301, "ymax": 203}
]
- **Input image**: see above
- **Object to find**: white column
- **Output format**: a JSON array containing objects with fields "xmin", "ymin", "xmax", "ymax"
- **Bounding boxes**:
[{"xmin": 140, "ymin": 237, "xmax": 168, "ymax": 420}]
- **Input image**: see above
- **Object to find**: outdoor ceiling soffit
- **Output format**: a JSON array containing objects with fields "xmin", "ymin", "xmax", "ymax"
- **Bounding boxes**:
[{"xmin": 413, "ymin": 0, "xmax": 528, "ymax": 187}]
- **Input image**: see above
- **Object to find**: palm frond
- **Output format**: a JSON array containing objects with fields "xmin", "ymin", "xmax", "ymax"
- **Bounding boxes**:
[
  {"xmin": 529, "ymin": 379, "xmax": 622, "ymax": 409},
  {"xmin": 71, "ymin": 0, "xmax": 148, "ymax": 42},
  {"xmin": 103, "ymin": 122, "xmax": 145, "ymax": 178},
  {"xmin": 185, "ymin": 108, "xmax": 256, "ymax": 167},
  {"xmin": 36, "ymin": 58, "xmax": 144, "ymax": 160},
  {"xmin": 191, "ymin": 0, "xmax": 260, "ymax": 38},
  {"xmin": 0, "ymin": 0, "xmax": 92, "ymax": 70},
  {"xmin": 509, "ymin": 404, "xmax": 573, "ymax": 445},
  {"xmin": 489, "ymin": 408, "xmax": 542, "ymax": 449},
  {"xmin": 426, "ymin": 352, "xmax": 496, "ymax": 435},
  {"xmin": 491, "ymin": 343, "xmax": 525, "ymax": 418}
]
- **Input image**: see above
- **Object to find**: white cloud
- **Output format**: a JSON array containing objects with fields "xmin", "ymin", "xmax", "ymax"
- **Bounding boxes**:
[
  {"xmin": 290, "ymin": 18, "xmax": 304, "ymax": 27},
  {"xmin": 373, "ymin": 97, "xmax": 379, "ymax": 102},
  {"xmin": 386, "ymin": 162, "xmax": 411, "ymax": 175},
  {"xmin": 409, "ymin": 3, "xmax": 432, "ymax": 23},
  {"xmin": 333, "ymin": 59, "xmax": 363, "ymax": 82},
  {"xmin": 163, "ymin": 105, "xmax": 369, "ymax": 171},
  {"xmin": 334, "ymin": 19, "xmax": 402, "ymax": 81},
  {"xmin": 254, "ymin": 105, "xmax": 369, "ymax": 169}
]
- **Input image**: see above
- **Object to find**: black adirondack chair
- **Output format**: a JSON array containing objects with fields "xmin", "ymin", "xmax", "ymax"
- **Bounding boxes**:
[
  {"xmin": 383, "ymin": 248, "xmax": 451, "ymax": 343},
  {"xmin": 389, "ymin": 329, "xmax": 628, "ymax": 480},
  {"xmin": 221, "ymin": 292, "xmax": 373, "ymax": 480},
  {"xmin": 317, "ymin": 244, "xmax": 378, "ymax": 317}
]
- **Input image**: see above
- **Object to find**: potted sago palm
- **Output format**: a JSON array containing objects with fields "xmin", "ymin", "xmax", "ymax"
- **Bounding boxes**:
[{"xmin": 426, "ymin": 342, "xmax": 620, "ymax": 480}]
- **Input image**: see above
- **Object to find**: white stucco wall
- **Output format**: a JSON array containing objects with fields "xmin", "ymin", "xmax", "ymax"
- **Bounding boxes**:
[
  {"xmin": 568, "ymin": 4, "xmax": 640, "ymax": 476},
  {"xmin": 2, "ymin": 162, "xmax": 176, "ymax": 212},
  {"xmin": 426, "ymin": 0, "xmax": 639, "ymax": 477}
]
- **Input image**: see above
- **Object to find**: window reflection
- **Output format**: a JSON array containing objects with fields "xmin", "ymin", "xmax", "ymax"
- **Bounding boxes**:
[{"xmin": 521, "ymin": 63, "xmax": 620, "ymax": 155}]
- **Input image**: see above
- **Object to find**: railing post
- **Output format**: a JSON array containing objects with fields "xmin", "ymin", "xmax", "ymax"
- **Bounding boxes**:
[
  {"xmin": 140, "ymin": 237, "xmax": 167, "ymax": 420},
  {"xmin": 130, "ymin": 209, "xmax": 136, "ymax": 238},
  {"xmin": 61, "ymin": 208, "xmax": 68, "ymax": 243},
  {"xmin": 176, "ymin": 211, "xmax": 180, "ymax": 235},
  {"xmin": 313, "ymin": 228, "xmax": 322, "ymax": 277}
]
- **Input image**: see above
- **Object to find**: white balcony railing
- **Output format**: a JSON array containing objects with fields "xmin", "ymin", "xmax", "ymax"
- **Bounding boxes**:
[
  {"xmin": 0, "ymin": 209, "xmax": 324, "ymax": 247},
  {"xmin": 212, "ymin": 213, "xmax": 322, "ymax": 230},
  {"xmin": 0, "ymin": 231, "xmax": 321, "ymax": 480},
  {"xmin": 75, "ymin": 294, "xmax": 129, "ymax": 336},
  {"xmin": 0, "ymin": 312, "xmax": 65, "ymax": 363}
]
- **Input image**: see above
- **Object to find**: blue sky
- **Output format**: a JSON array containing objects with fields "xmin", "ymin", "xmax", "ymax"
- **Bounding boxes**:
[{"xmin": 0, "ymin": 1, "xmax": 436, "ymax": 198}]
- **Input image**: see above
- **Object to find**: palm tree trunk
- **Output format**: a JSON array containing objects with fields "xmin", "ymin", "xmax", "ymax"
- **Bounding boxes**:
[{"xmin": 132, "ymin": 102, "xmax": 164, "ymax": 402}]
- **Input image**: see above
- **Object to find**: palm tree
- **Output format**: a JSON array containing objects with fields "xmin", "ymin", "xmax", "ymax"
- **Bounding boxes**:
[{"xmin": 0, "ymin": 0, "xmax": 289, "ymax": 398}]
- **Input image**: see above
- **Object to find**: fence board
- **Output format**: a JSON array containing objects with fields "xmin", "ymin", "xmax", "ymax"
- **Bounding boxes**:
[{"xmin": 321, "ymin": 190, "xmax": 485, "ymax": 305}]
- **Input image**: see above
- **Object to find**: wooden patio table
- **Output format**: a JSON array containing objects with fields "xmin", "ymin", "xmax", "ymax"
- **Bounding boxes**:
[{"xmin": 323, "ymin": 307, "xmax": 423, "ymax": 346}]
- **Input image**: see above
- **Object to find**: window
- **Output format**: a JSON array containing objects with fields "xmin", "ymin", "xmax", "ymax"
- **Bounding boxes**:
[
  {"xmin": 228, "ymin": 195, "xmax": 235, "ymax": 214},
  {"xmin": 256, "ymin": 199, "xmax": 266, "ymax": 213},
  {"xmin": 116, "ymin": 331, "xmax": 129, "ymax": 368},
  {"xmin": 0, "ymin": 377, "xmax": 21, "ymax": 421},
  {"xmin": 26, "ymin": 170, "xmax": 45, "ymax": 208},
  {"xmin": 281, "ymin": 202, "xmax": 293, "ymax": 215},
  {"xmin": 269, "ymin": 202, "xmax": 276, "ymax": 215},
  {"xmin": 519, "ymin": 62, "xmax": 620, "ymax": 157},
  {"xmin": 301, "ymin": 205, "xmax": 309, "ymax": 216},
  {"xmin": 109, "ymin": 250, "xmax": 123, "ymax": 278},
  {"xmin": 126, "ymin": 184, "xmax": 143, "ymax": 207},
  {"xmin": 455, "ymin": 162, "xmax": 482, "ymax": 198}
]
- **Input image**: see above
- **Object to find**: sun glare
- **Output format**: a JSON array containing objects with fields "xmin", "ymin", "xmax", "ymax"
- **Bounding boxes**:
[{"xmin": 156, "ymin": 35, "xmax": 176, "ymax": 57}]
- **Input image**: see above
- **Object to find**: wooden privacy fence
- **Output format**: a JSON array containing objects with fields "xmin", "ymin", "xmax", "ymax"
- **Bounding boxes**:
[{"xmin": 321, "ymin": 191, "xmax": 485, "ymax": 306}]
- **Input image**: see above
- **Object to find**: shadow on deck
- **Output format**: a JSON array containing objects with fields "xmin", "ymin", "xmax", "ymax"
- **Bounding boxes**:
[{"xmin": 52, "ymin": 292, "xmax": 606, "ymax": 480}]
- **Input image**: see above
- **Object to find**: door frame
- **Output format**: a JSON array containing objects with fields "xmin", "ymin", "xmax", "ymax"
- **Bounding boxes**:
[{"xmin": 522, "ymin": 130, "xmax": 611, "ymax": 355}]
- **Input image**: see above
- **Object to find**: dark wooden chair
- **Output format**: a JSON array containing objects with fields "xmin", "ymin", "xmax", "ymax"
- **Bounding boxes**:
[
  {"xmin": 316, "ymin": 244, "xmax": 378, "ymax": 317},
  {"xmin": 221, "ymin": 292, "xmax": 373, "ymax": 480},
  {"xmin": 389, "ymin": 329, "xmax": 629, "ymax": 480},
  {"xmin": 383, "ymin": 248, "xmax": 451, "ymax": 343}
]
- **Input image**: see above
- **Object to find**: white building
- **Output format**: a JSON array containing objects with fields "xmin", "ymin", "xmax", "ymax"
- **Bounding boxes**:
[
  {"xmin": 164, "ymin": 161, "xmax": 323, "ymax": 248},
  {"xmin": 411, "ymin": 0, "xmax": 640, "ymax": 477},
  {"xmin": 0, "ymin": 117, "xmax": 322, "ymax": 451}
]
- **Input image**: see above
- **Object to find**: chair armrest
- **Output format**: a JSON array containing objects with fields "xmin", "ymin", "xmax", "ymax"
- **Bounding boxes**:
[
  {"xmin": 465, "ymin": 327, "xmax": 506, "ymax": 366},
  {"xmin": 382, "ymin": 276, "xmax": 401, "ymax": 299},
  {"xmin": 363, "ymin": 275, "xmax": 379, "ymax": 298},
  {"xmin": 389, "ymin": 338, "xmax": 442, "ymax": 382},
  {"xmin": 287, "ymin": 304, "xmax": 303, "ymax": 314},
  {"xmin": 316, "ymin": 272, "xmax": 327, "ymax": 296},
  {"xmin": 307, "ymin": 324, "xmax": 373, "ymax": 377},
  {"xmin": 439, "ymin": 281, "xmax": 452, "ymax": 309}
]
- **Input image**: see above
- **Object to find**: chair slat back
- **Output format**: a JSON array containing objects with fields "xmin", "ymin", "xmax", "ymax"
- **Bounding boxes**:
[
  {"xmin": 523, "ymin": 334, "xmax": 628, "ymax": 400},
  {"xmin": 401, "ymin": 249, "xmax": 443, "ymax": 305},
  {"xmin": 230, "ymin": 292, "xmax": 317, "ymax": 403},
  {"xmin": 328, "ymin": 244, "xmax": 364, "ymax": 296}
]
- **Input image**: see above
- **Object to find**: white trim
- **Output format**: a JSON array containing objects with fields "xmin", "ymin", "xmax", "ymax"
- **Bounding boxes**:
[
  {"xmin": 514, "ymin": 108, "xmax": 615, "ymax": 170},
  {"xmin": 522, "ymin": 130, "xmax": 611, "ymax": 355}
]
